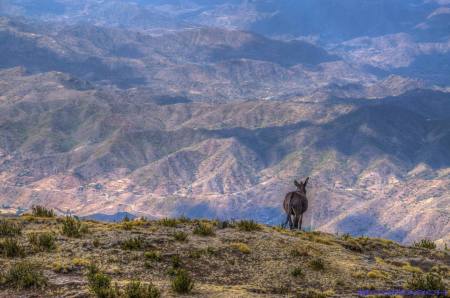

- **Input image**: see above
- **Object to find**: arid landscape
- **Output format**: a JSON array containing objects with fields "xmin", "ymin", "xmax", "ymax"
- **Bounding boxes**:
[
  {"xmin": 0, "ymin": 211, "xmax": 448, "ymax": 297},
  {"xmin": 0, "ymin": 0, "xmax": 449, "ymax": 250}
]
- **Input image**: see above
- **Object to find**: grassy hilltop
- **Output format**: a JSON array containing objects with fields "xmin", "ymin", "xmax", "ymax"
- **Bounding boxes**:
[{"xmin": 0, "ymin": 208, "xmax": 448, "ymax": 297}]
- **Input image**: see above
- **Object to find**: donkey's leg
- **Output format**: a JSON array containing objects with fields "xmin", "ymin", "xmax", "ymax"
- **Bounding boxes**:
[
  {"xmin": 282, "ymin": 214, "xmax": 290, "ymax": 228},
  {"xmin": 289, "ymin": 214, "xmax": 294, "ymax": 230},
  {"xmin": 299, "ymin": 213, "xmax": 303, "ymax": 231}
]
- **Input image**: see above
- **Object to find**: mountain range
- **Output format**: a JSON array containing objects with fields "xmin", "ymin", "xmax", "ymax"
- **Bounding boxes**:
[{"xmin": 0, "ymin": 0, "xmax": 449, "ymax": 246}]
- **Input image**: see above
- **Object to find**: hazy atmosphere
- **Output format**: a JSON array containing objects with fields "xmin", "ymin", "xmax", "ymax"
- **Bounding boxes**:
[{"xmin": 0, "ymin": 1, "xmax": 449, "ymax": 297}]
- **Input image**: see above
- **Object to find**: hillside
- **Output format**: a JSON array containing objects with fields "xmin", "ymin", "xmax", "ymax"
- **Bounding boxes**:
[
  {"xmin": 0, "ymin": 68, "xmax": 449, "ymax": 245},
  {"xmin": 0, "ymin": 17, "xmax": 425, "ymax": 101},
  {"xmin": 0, "ymin": 214, "xmax": 448, "ymax": 297}
]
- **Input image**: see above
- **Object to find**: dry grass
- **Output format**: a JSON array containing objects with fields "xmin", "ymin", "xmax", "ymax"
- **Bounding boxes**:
[{"xmin": 0, "ymin": 216, "xmax": 447, "ymax": 297}]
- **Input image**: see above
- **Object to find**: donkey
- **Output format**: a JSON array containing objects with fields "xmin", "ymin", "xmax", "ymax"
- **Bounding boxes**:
[{"xmin": 282, "ymin": 177, "xmax": 309, "ymax": 230}]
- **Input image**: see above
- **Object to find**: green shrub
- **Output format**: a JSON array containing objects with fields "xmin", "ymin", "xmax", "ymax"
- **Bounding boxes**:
[
  {"xmin": 171, "ymin": 255, "xmax": 182, "ymax": 269},
  {"xmin": 216, "ymin": 220, "xmax": 230, "ymax": 229},
  {"xmin": 0, "ymin": 238, "xmax": 25, "ymax": 258},
  {"xmin": 61, "ymin": 216, "xmax": 87, "ymax": 238},
  {"xmin": 171, "ymin": 269, "xmax": 194, "ymax": 294},
  {"xmin": 87, "ymin": 264, "xmax": 117, "ymax": 298},
  {"xmin": 32, "ymin": 205, "xmax": 55, "ymax": 217},
  {"xmin": 144, "ymin": 250, "xmax": 161, "ymax": 262},
  {"xmin": 123, "ymin": 280, "xmax": 160, "ymax": 298},
  {"xmin": 340, "ymin": 233, "xmax": 351, "ymax": 241},
  {"xmin": 28, "ymin": 232, "xmax": 56, "ymax": 251},
  {"xmin": 291, "ymin": 267, "xmax": 304, "ymax": 277},
  {"xmin": 158, "ymin": 218, "xmax": 178, "ymax": 227},
  {"xmin": 3, "ymin": 261, "xmax": 47, "ymax": 289},
  {"xmin": 0, "ymin": 220, "xmax": 22, "ymax": 237},
  {"xmin": 236, "ymin": 220, "xmax": 261, "ymax": 232},
  {"xmin": 310, "ymin": 257, "xmax": 325, "ymax": 271},
  {"xmin": 193, "ymin": 222, "xmax": 215, "ymax": 236},
  {"xmin": 93, "ymin": 239, "xmax": 101, "ymax": 248},
  {"xmin": 121, "ymin": 237, "xmax": 144, "ymax": 250},
  {"xmin": 413, "ymin": 239, "xmax": 436, "ymax": 250},
  {"xmin": 173, "ymin": 231, "xmax": 188, "ymax": 242},
  {"xmin": 406, "ymin": 273, "xmax": 446, "ymax": 292}
]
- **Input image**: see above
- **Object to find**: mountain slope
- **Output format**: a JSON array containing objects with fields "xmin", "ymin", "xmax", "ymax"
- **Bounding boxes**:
[{"xmin": 0, "ymin": 69, "xmax": 448, "ymax": 244}]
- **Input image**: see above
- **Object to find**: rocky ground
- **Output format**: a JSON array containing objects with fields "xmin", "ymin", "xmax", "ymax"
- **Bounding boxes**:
[{"xmin": 0, "ymin": 213, "xmax": 448, "ymax": 297}]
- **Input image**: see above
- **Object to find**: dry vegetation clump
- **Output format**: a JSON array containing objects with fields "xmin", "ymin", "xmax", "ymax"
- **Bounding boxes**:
[
  {"xmin": 31, "ymin": 205, "xmax": 55, "ymax": 218},
  {"xmin": 171, "ymin": 269, "xmax": 194, "ymax": 294},
  {"xmin": 0, "ymin": 238, "xmax": 25, "ymax": 258},
  {"xmin": 144, "ymin": 250, "xmax": 161, "ymax": 262},
  {"xmin": 121, "ymin": 237, "xmax": 145, "ymax": 250},
  {"xmin": 2, "ymin": 261, "xmax": 47, "ymax": 290},
  {"xmin": 0, "ymin": 220, "xmax": 22, "ymax": 237},
  {"xmin": 158, "ymin": 218, "xmax": 178, "ymax": 227},
  {"xmin": 28, "ymin": 232, "xmax": 56, "ymax": 252},
  {"xmin": 173, "ymin": 231, "xmax": 188, "ymax": 242},
  {"xmin": 86, "ymin": 263, "xmax": 117, "ymax": 297},
  {"xmin": 414, "ymin": 239, "xmax": 437, "ymax": 249},
  {"xmin": 309, "ymin": 257, "xmax": 326, "ymax": 271},
  {"xmin": 230, "ymin": 242, "xmax": 251, "ymax": 254},
  {"xmin": 290, "ymin": 267, "xmax": 304, "ymax": 277},
  {"xmin": 406, "ymin": 272, "xmax": 446, "ymax": 292},
  {"xmin": 123, "ymin": 280, "xmax": 160, "ymax": 298},
  {"xmin": 193, "ymin": 222, "xmax": 215, "ymax": 236},
  {"xmin": 61, "ymin": 216, "xmax": 88, "ymax": 238},
  {"xmin": 236, "ymin": 220, "xmax": 261, "ymax": 232}
]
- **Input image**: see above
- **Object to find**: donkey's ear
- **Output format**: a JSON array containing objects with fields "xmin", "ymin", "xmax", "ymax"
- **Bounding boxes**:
[
  {"xmin": 294, "ymin": 180, "xmax": 301, "ymax": 188},
  {"xmin": 304, "ymin": 177, "xmax": 310, "ymax": 188}
]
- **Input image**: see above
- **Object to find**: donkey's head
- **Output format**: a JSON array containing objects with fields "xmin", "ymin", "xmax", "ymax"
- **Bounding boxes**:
[{"xmin": 294, "ymin": 177, "xmax": 309, "ymax": 194}]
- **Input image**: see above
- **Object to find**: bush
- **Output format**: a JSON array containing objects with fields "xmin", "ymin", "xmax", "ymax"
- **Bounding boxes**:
[
  {"xmin": 367, "ymin": 270, "xmax": 387, "ymax": 279},
  {"xmin": 144, "ymin": 250, "xmax": 161, "ymax": 262},
  {"xmin": 3, "ymin": 261, "xmax": 47, "ymax": 289},
  {"xmin": 171, "ymin": 269, "xmax": 194, "ymax": 294},
  {"xmin": 216, "ymin": 220, "xmax": 230, "ymax": 229},
  {"xmin": 87, "ymin": 264, "xmax": 117, "ymax": 298},
  {"xmin": 121, "ymin": 237, "xmax": 144, "ymax": 250},
  {"xmin": 0, "ymin": 220, "xmax": 22, "ymax": 237},
  {"xmin": 171, "ymin": 255, "xmax": 182, "ymax": 269},
  {"xmin": 340, "ymin": 233, "xmax": 351, "ymax": 241},
  {"xmin": 0, "ymin": 238, "xmax": 25, "ymax": 258},
  {"xmin": 414, "ymin": 239, "xmax": 436, "ymax": 250},
  {"xmin": 93, "ymin": 239, "xmax": 101, "ymax": 248},
  {"xmin": 52, "ymin": 261, "xmax": 74, "ymax": 274},
  {"xmin": 28, "ymin": 232, "xmax": 56, "ymax": 251},
  {"xmin": 32, "ymin": 205, "xmax": 55, "ymax": 217},
  {"xmin": 61, "ymin": 216, "xmax": 87, "ymax": 238},
  {"xmin": 341, "ymin": 239, "xmax": 363, "ymax": 252},
  {"xmin": 123, "ymin": 280, "xmax": 160, "ymax": 298},
  {"xmin": 158, "ymin": 218, "xmax": 178, "ymax": 227},
  {"xmin": 406, "ymin": 273, "xmax": 446, "ymax": 292},
  {"xmin": 230, "ymin": 242, "xmax": 251, "ymax": 254},
  {"xmin": 193, "ymin": 222, "xmax": 215, "ymax": 236},
  {"xmin": 173, "ymin": 231, "xmax": 188, "ymax": 242},
  {"xmin": 291, "ymin": 267, "xmax": 304, "ymax": 277},
  {"xmin": 310, "ymin": 257, "xmax": 325, "ymax": 271},
  {"xmin": 236, "ymin": 220, "xmax": 261, "ymax": 232}
]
